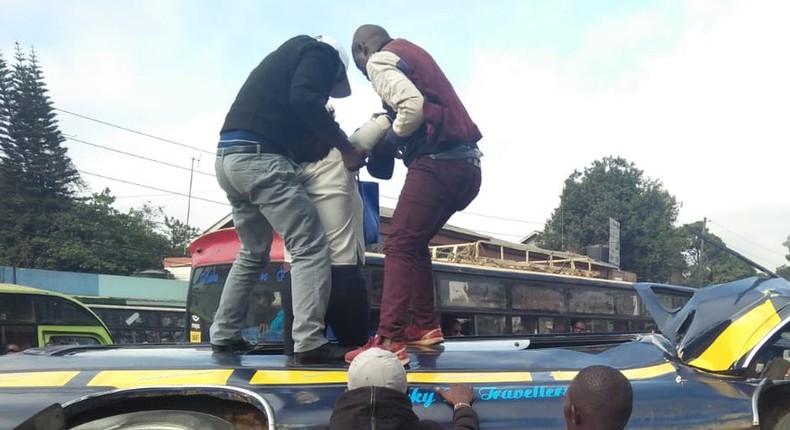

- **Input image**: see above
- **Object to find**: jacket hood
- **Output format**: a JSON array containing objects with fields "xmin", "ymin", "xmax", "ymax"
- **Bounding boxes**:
[
  {"xmin": 635, "ymin": 276, "xmax": 790, "ymax": 372},
  {"xmin": 329, "ymin": 386, "xmax": 421, "ymax": 430}
]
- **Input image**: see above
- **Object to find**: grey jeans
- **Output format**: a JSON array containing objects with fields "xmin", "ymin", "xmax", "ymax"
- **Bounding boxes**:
[{"xmin": 211, "ymin": 151, "xmax": 331, "ymax": 353}]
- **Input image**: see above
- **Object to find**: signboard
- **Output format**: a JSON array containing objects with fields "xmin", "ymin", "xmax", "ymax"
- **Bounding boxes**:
[{"xmin": 609, "ymin": 218, "xmax": 620, "ymax": 268}]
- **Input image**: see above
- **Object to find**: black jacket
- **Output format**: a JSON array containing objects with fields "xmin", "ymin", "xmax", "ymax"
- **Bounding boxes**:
[
  {"xmin": 221, "ymin": 35, "xmax": 345, "ymax": 162},
  {"xmin": 328, "ymin": 387, "xmax": 479, "ymax": 430}
]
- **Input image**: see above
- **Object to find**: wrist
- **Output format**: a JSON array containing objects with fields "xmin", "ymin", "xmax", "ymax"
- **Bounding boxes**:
[
  {"xmin": 334, "ymin": 139, "xmax": 354, "ymax": 155},
  {"xmin": 453, "ymin": 402, "xmax": 471, "ymax": 411}
]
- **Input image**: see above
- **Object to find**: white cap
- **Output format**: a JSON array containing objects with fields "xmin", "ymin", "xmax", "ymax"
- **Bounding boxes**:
[
  {"xmin": 316, "ymin": 35, "xmax": 351, "ymax": 98},
  {"xmin": 347, "ymin": 347, "xmax": 407, "ymax": 393}
]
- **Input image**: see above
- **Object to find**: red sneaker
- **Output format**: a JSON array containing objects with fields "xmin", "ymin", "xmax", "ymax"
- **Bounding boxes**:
[
  {"xmin": 344, "ymin": 334, "xmax": 409, "ymax": 365},
  {"xmin": 404, "ymin": 325, "xmax": 444, "ymax": 346}
]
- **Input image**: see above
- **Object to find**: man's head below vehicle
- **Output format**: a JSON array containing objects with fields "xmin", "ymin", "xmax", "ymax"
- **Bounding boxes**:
[
  {"xmin": 564, "ymin": 365, "xmax": 632, "ymax": 430},
  {"xmin": 347, "ymin": 347, "xmax": 407, "ymax": 393}
]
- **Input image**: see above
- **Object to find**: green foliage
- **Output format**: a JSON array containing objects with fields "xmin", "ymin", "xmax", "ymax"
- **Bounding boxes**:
[
  {"xmin": 779, "ymin": 235, "xmax": 790, "ymax": 281},
  {"xmin": 5, "ymin": 189, "xmax": 171, "ymax": 275},
  {"xmin": 0, "ymin": 45, "xmax": 192, "ymax": 275},
  {"xmin": 679, "ymin": 221, "xmax": 755, "ymax": 287},
  {"xmin": 539, "ymin": 156, "xmax": 685, "ymax": 282},
  {"xmin": 163, "ymin": 216, "xmax": 200, "ymax": 257}
]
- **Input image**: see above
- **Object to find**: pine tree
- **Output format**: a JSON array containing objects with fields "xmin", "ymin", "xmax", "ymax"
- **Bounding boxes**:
[
  {"xmin": 0, "ymin": 51, "xmax": 16, "ymax": 264},
  {"xmin": 6, "ymin": 43, "xmax": 81, "ymax": 202},
  {"xmin": 0, "ymin": 43, "xmax": 82, "ymax": 267},
  {"xmin": 0, "ymin": 52, "xmax": 11, "ymax": 149}
]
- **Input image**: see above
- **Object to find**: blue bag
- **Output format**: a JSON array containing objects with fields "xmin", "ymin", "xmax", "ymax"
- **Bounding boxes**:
[{"xmin": 358, "ymin": 180, "xmax": 380, "ymax": 245}]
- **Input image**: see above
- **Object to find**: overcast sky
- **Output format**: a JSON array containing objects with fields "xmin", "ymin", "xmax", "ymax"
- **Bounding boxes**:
[{"xmin": 2, "ymin": 0, "xmax": 788, "ymax": 272}]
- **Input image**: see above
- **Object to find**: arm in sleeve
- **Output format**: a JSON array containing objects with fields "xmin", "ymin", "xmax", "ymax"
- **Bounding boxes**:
[
  {"xmin": 451, "ymin": 406, "xmax": 480, "ymax": 430},
  {"xmin": 366, "ymin": 51, "xmax": 424, "ymax": 138},
  {"xmin": 289, "ymin": 46, "xmax": 345, "ymax": 145}
]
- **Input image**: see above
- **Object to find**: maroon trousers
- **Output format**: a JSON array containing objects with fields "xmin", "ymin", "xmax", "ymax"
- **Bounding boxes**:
[{"xmin": 378, "ymin": 156, "xmax": 482, "ymax": 340}]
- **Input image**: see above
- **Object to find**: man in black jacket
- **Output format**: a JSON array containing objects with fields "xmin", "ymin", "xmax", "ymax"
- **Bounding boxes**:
[
  {"xmin": 329, "ymin": 348, "xmax": 480, "ymax": 430},
  {"xmin": 211, "ymin": 35, "xmax": 365, "ymax": 365}
]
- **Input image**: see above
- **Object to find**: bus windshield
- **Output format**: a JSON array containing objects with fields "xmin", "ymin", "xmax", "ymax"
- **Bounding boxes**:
[{"xmin": 188, "ymin": 262, "xmax": 288, "ymax": 344}]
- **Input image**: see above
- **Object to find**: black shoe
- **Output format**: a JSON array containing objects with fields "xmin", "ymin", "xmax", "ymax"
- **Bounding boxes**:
[
  {"xmin": 211, "ymin": 339, "xmax": 255, "ymax": 354},
  {"xmin": 289, "ymin": 343, "xmax": 349, "ymax": 366}
]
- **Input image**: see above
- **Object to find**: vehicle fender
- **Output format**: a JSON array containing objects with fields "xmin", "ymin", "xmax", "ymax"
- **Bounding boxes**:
[
  {"xmin": 755, "ymin": 379, "xmax": 790, "ymax": 429},
  {"xmin": 60, "ymin": 385, "xmax": 274, "ymax": 430}
]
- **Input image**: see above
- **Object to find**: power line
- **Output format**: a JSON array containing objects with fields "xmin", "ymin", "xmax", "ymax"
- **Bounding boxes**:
[
  {"xmin": 79, "ymin": 170, "xmax": 228, "ymax": 206},
  {"xmin": 379, "ymin": 193, "xmax": 545, "ymax": 225},
  {"xmin": 56, "ymin": 108, "xmax": 551, "ymax": 228},
  {"xmin": 116, "ymin": 189, "xmax": 217, "ymax": 199},
  {"xmin": 55, "ymin": 107, "xmax": 215, "ymax": 156},
  {"xmin": 66, "ymin": 136, "xmax": 216, "ymax": 178},
  {"xmin": 708, "ymin": 220, "xmax": 787, "ymax": 259}
]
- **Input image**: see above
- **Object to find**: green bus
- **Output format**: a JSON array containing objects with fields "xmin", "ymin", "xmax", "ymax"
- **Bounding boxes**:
[{"xmin": 0, "ymin": 283, "xmax": 113, "ymax": 353}]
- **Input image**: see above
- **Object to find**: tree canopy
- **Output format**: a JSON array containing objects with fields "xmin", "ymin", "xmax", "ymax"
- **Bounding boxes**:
[
  {"xmin": 778, "ymin": 235, "xmax": 790, "ymax": 281},
  {"xmin": 679, "ymin": 220, "xmax": 756, "ymax": 287},
  {"xmin": 539, "ymin": 156, "xmax": 685, "ymax": 282}
]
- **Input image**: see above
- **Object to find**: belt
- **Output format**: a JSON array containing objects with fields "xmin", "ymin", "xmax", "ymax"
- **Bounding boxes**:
[{"xmin": 216, "ymin": 143, "xmax": 284, "ymax": 156}]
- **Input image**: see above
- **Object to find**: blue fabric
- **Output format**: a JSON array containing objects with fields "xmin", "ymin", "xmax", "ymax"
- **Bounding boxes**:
[
  {"xmin": 218, "ymin": 130, "xmax": 265, "ymax": 147},
  {"xmin": 358, "ymin": 181, "xmax": 380, "ymax": 245}
]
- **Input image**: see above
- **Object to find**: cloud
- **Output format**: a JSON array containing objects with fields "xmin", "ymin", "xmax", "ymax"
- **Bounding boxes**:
[{"xmin": 463, "ymin": 0, "xmax": 790, "ymax": 268}]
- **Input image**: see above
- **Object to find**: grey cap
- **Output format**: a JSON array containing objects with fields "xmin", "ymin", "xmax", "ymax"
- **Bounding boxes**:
[{"xmin": 347, "ymin": 347, "xmax": 407, "ymax": 393}]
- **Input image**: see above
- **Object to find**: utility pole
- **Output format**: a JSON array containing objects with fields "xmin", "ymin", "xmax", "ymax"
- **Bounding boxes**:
[
  {"xmin": 186, "ymin": 156, "xmax": 199, "ymax": 228},
  {"xmin": 697, "ymin": 217, "xmax": 707, "ymax": 285}
]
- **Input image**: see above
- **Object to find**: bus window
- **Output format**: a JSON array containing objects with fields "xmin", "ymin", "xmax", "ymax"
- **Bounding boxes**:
[
  {"xmin": 88, "ymin": 306, "xmax": 187, "ymax": 344},
  {"xmin": 537, "ymin": 316, "xmax": 567, "ymax": 334},
  {"xmin": 474, "ymin": 315, "xmax": 507, "ymax": 335},
  {"xmin": 612, "ymin": 319, "xmax": 630, "ymax": 332},
  {"xmin": 613, "ymin": 291, "xmax": 641, "ymax": 317},
  {"xmin": 0, "ymin": 295, "xmax": 35, "ymax": 323},
  {"xmin": 568, "ymin": 288, "xmax": 615, "ymax": 315},
  {"xmin": 37, "ymin": 297, "xmax": 102, "ymax": 326},
  {"xmin": 511, "ymin": 316, "xmax": 534, "ymax": 334},
  {"xmin": 1, "ymin": 325, "xmax": 36, "ymax": 351},
  {"xmin": 45, "ymin": 335, "xmax": 101, "ymax": 346},
  {"xmin": 590, "ymin": 319, "xmax": 615, "ymax": 333},
  {"xmin": 441, "ymin": 314, "xmax": 469, "ymax": 337},
  {"xmin": 437, "ymin": 275, "xmax": 506, "ymax": 309},
  {"xmin": 512, "ymin": 285, "xmax": 566, "ymax": 313}
]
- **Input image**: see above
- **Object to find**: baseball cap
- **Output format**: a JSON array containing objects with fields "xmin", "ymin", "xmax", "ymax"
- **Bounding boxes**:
[
  {"xmin": 347, "ymin": 347, "xmax": 407, "ymax": 393},
  {"xmin": 316, "ymin": 35, "xmax": 351, "ymax": 98}
]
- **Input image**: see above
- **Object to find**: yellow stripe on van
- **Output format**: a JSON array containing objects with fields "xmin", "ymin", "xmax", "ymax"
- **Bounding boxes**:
[
  {"xmin": 407, "ymin": 372, "xmax": 533, "ymax": 384},
  {"xmin": 551, "ymin": 362, "xmax": 676, "ymax": 382},
  {"xmin": 249, "ymin": 370, "xmax": 534, "ymax": 385},
  {"xmin": 690, "ymin": 299, "xmax": 781, "ymax": 372},
  {"xmin": 88, "ymin": 370, "xmax": 234, "ymax": 388},
  {"xmin": 250, "ymin": 370, "xmax": 349, "ymax": 385},
  {"xmin": 0, "ymin": 371, "xmax": 79, "ymax": 387}
]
